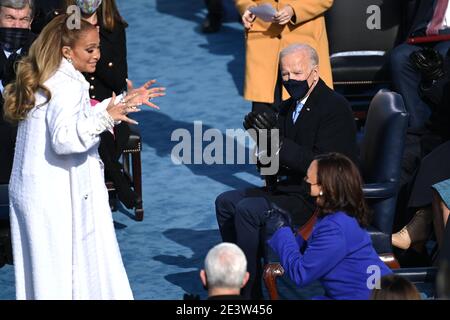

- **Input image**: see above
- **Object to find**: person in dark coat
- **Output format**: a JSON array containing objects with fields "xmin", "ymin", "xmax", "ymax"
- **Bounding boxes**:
[
  {"xmin": 0, "ymin": 0, "xmax": 36, "ymax": 184},
  {"xmin": 202, "ymin": 0, "xmax": 222, "ymax": 33},
  {"xmin": 30, "ymin": 0, "xmax": 63, "ymax": 34},
  {"xmin": 65, "ymin": 0, "xmax": 144, "ymax": 209},
  {"xmin": 215, "ymin": 43, "xmax": 358, "ymax": 300}
]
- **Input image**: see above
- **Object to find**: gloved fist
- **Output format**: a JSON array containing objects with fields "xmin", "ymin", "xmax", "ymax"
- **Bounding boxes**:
[
  {"xmin": 264, "ymin": 205, "xmax": 293, "ymax": 239},
  {"xmin": 410, "ymin": 47, "xmax": 445, "ymax": 82},
  {"xmin": 243, "ymin": 111, "xmax": 277, "ymax": 132}
]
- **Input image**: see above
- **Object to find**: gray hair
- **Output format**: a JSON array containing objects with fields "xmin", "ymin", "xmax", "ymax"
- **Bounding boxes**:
[
  {"xmin": 204, "ymin": 243, "xmax": 247, "ymax": 289},
  {"xmin": 280, "ymin": 43, "xmax": 319, "ymax": 68},
  {"xmin": 0, "ymin": 0, "xmax": 34, "ymax": 15}
]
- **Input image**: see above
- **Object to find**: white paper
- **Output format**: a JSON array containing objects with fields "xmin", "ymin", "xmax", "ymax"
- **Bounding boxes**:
[{"xmin": 249, "ymin": 4, "xmax": 277, "ymax": 22}]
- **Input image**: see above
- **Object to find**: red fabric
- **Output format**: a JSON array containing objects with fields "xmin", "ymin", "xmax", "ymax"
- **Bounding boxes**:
[
  {"xmin": 427, "ymin": 0, "xmax": 449, "ymax": 35},
  {"xmin": 90, "ymin": 99, "xmax": 100, "ymax": 107}
]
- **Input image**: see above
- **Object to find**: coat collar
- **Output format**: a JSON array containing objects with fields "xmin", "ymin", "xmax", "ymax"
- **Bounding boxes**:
[{"xmin": 57, "ymin": 58, "xmax": 89, "ymax": 89}]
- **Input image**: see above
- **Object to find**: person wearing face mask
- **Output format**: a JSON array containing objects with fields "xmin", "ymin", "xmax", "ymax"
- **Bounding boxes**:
[
  {"xmin": 267, "ymin": 153, "xmax": 392, "ymax": 300},
  {"xmin": 215, "ymin": 44, "xmax": 358, "ymax": 299},
  {"xmin": 235, "ymin": 0, "xmax": 333, "ymax": 116},
  {"xmin": 0, "ymin": 0, "xmax": 36, "ymax": 185}
]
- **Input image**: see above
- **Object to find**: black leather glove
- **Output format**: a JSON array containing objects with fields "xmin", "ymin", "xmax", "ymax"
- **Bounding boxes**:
[
  {"xmin": 410, "ymin": 48, "xmax": 445, "ymax": 83},
  {"xmin": 264, "ymin": 204, "xmax": 293, "ymax": 239},
  {"xmin": 243, "ymin": 111, "xmax": 277, "ymax": 132}
]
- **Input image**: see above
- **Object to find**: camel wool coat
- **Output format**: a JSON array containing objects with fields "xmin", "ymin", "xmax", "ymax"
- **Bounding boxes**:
[{"xmin": 235, "ymin": 0, "xmax": 334, "ymax": 103}]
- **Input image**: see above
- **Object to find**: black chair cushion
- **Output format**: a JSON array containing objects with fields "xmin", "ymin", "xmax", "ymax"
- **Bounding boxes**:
[{"xmin": 331, "ymin": 55, "xmax": 391, "ymax": 83}]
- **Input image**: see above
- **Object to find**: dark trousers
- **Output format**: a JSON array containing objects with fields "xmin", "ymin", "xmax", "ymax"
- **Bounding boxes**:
[
  {"xmin": 98, "ymin": 122, "xmax": 137, "ymax": 209},
  {"xmin": 204, "ymin": 0, "xmax": 222, "ymax": 21},
  {"xmin": 390, "ymin": 41, "xmax": 450, "ymax": 129},
  {"xmin": 215, "ymin": 189, "xmax": 274, "ymax": 300},
  {"xmin": 0, "ymin": 122, "xmax": 17, "ymax": 184}
]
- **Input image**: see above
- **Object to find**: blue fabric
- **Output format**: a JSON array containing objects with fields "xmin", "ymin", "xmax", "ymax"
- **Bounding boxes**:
[
  {"xmin": 292, "ymin": 102, "xmax": 304, "ymax": 124},
  {"xmin": 268, "ymin": 212, "xmax": 392, "ymax": 300},
  {"xmin": 433, "ymin": 178, "xmax": 450, "ymax": 209}
]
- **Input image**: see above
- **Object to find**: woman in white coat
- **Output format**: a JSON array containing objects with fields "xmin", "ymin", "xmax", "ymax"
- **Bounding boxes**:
[{"xmin": 3, "ymin": 14, "xmax": 164, "ymax": 300}]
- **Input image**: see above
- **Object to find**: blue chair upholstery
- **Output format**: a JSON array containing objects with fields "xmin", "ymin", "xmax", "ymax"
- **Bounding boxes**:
[{"xmin": 360, "ymin": 90, "xmax": 409, "ymax": 255}]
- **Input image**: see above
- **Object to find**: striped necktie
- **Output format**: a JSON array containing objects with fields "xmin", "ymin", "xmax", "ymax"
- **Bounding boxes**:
[{"xmin": 292, "ymin": 101, "xmax": 304, "ymax": 124}]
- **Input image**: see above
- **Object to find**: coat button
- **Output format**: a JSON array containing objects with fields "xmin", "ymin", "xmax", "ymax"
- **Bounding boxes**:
[
  {"xmin": 90, "ymin": 85, "xmax": 95, "ymax": 90},
  {"xmin": 90, "ymin": 76, "xmax": 95, "ymax": 81},
  {"xmin": 91, "ymin": 95, "xmax": 96, "ymax": 99},
  {"xmin": 84, "ymin": 194, "xmax": 88, "ymax": 200},
  {"xmin": 108, "ymin": 62, "xmax": 113, "ymax": 67}
]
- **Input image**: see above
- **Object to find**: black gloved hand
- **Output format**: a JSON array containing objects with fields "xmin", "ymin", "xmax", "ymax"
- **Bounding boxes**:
[
  {"xmin": 243, "ymin": 111, "xmax": 277, "ymax": 132},
  {"xmin": 410, "ymin": 47, "xmax": 445, "ymax": 83},
  {"xmin": 264, "ymin": 205, "xmax": 293, "ymax": 239}
]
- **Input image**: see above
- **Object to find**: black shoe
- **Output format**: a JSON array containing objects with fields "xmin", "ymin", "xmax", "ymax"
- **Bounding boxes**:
[{"xmin": 202, "ymin": 17, "xmax": 221, "ymax": 33}]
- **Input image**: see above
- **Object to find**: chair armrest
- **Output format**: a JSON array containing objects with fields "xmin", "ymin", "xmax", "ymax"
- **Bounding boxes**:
[
  {"xmin": 393, "ymin": 267, "xmax": 438, "ymax": 283},
  {"xmin": 363, "ymin": 182, "xmax": 397, "ymax": 199},
  {"xmin": 263, "ymin": 263, "xmax": 285, "ymax": 300}
]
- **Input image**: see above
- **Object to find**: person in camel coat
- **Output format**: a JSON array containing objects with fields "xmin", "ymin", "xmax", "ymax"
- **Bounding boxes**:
[{"xmin": 235, "ymin": 0, "xmax": 333, "ymax": 114}]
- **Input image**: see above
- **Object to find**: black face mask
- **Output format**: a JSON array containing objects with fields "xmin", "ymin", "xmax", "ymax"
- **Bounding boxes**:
[
  {"xmin": 0, "ymin": 28, "xmax": 31, "ymax": 52},
  {"xmin": 283, "ymin": 79, "xmax": 309, "ymax": 101},
  {"xmin": 304, "ymin": 180, "xmax": 312, "ymax": 195}
]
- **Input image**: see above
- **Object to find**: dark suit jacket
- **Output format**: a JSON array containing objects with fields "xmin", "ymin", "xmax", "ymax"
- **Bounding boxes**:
[
  {"xmin": 248, "ymin": 80, "xmax": 358, "ymax": 225},
  {"xmin": 31, "ymin": 0, "xmax": 64, "ymax": 34},
  {"xmin": 0, "ymin": 33, "xmax": 36, "ymax": 184}
]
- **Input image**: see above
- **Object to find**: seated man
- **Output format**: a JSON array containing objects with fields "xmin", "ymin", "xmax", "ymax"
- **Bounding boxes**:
[
  {"xmin": 215, "ymin": 43, "xmax": 358, "ymax": 299},
  {"xmin": 391, "ymin": 0, "xmax": 450, "ymax": 130}
]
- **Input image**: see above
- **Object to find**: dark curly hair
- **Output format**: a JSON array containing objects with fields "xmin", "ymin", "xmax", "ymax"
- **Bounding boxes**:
[{"xmin": 315, "ymin": 153, "xmax": 371, "ymax": 228}]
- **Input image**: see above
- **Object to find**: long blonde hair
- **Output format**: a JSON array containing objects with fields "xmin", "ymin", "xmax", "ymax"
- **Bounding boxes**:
[{"xmin": 3, "ymin": 15, "xmax": 97, "ymax": 123}]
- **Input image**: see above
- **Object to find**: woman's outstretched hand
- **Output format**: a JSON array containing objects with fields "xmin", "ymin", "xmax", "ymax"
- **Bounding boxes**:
[
  {"xmin": 126, "ymin": 79, "xmax": 166, "ymax": 110},
  {"xmin": 106, "ymin": 92, "xmax": 141, "ymax": 125}
]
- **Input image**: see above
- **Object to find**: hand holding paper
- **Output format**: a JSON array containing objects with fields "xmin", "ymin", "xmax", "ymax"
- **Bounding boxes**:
[{"xmin": 249, "ymin": 4, "xmax": 277, "ymax": 22}]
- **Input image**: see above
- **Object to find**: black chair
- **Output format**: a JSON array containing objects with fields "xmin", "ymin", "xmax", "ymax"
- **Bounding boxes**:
[
  {"xmin": 360, "ymin": 89, "xmax": 409, "ymax": 263},
  {"xmin": 106, "ymin": 125, "xmax": 144, "ymax": 221},
  {"xmin": 325, "ymin": 0, "xmax": 405, "ymax": 124},
  {"xmin": 263, "ymin": 90, "xmax": 409, "ymax": 299},
  {"xmin": 0, "ymin": 184, "xmax": 12, "ymax": 268}
]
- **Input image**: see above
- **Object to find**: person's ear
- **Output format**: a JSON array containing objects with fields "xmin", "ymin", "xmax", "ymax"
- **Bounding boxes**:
[
  {"xmin": 62, "ymin": 46, "xmax": 72, "ymax": 60},
  {"xmin": 241, "ymin": 272, "xmax": 250, "ymax": 288},
  {"xmin": 200, "ymin": 270, "xmax": 208, "ymax": 290},
  {"xmin": 314, "ymin": 66, "xmax": 320, "ymax": 82}
]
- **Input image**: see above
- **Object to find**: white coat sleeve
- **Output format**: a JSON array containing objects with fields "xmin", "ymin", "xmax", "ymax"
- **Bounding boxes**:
[{"xmin": 46, "ymin": 81, "xmax": 115, "ymax": 155}]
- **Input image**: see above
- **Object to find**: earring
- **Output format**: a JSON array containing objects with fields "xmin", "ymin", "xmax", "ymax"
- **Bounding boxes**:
[
  {"xmin": 66, "ymin": 57, "xmax": 73, "ymax": 64},
  {"xmin": 319, "ymin": 191, "xmax": 323, "ymax": 196}
]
